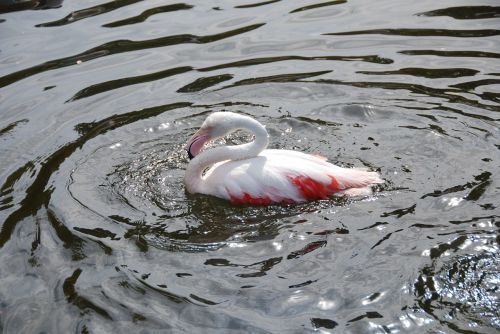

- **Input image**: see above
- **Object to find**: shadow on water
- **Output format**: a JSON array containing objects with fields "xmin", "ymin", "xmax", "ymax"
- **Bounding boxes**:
[
  {"xmin": 67, "ymin": 54, "xmax": 392, "ymax": 101},
  {"xmin": 0, "ymin": 119, "xmax": 29, "ymax": 138},
  {"xmin": 304, "ymin": 79, "xmax": 500, "ymax": 115},
  {"xmin": 177, "ymin": 74, "xmax": 234, "ymax": 93},
  {"xmin": 35, "ymin": 0, "xmax": 145, "ymax": 27},
  {"xmin": 122, "ymin": 195, "xmax": 295, "ymax": 252},
  {"xmin": 136, "ymin": 194, "xmax": 351, "ymax": 253},
  {"xmin": 400, "ymin": 49, "xmax": 500, "ymax": 59},
  {"xmin": 325, "ymin": 28, "xmax": 500, "ymax": 38},
  {"xmin": 198, "ymin": 54, "xmax": 394, "ymax": 72},
  {"xmin": 217, "ymin": 70, "xmax": 333, "ymax": 90},
  {"xmin": 234, "ymin": 0, "xmax": 281, "ymax": 9},
  {"xmin": 67, "ymin": 66, "xmax": 193, "ymax": 101},
  {"xmin": 357, "ymin": 67, "xmax": 479, "ymax": 79},
  {"xmin": 0, "ymin": 23, "xmax": 265, "ymax": 88},
  {"xmin": 0, "ymin": 0, "xmax": 62, "ymax": 13},
  {"xmin": 417, "ymin": 6, "xmax": 500, "ymax": 20},
  {"xmin": 289, "ymin": 0, "xmax": 346, "ymax": 14},
  {"xmin": 102, "ymin": 3, "xmax": 193, "ymax": 28}
]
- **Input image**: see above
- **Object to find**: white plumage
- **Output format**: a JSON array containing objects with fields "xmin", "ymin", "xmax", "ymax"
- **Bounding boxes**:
[{"xmin": 184, "ymin": 112, "xmax": 382, "ymax": 205}]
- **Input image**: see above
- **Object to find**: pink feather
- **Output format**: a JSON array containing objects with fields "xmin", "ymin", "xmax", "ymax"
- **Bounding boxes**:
[{"xmin": 184, "ymin": 112, "xmax": 383, "ymax": 205}]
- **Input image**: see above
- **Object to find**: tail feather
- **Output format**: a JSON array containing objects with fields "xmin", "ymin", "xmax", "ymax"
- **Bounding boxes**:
[
  {"xmin": 335, "ymin": 169, "xmax": 384, "ymax": 190},
  {"xmin": 337, "ymin": 169, "xmax": 383, "ymax": 197}
]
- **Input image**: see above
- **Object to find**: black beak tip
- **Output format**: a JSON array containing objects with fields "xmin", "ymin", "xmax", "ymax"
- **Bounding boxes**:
[{"xmin": 187, "ymin": 149, "xmax": 194, "ymax": 160}]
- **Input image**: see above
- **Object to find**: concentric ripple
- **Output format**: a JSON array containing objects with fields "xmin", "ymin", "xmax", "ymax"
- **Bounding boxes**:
[{"xmin": 65, "ymin": 107, "xmax": 364, "ymax": 253}]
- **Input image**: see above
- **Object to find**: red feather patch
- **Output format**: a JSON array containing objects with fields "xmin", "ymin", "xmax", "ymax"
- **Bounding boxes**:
[
  {"xmin": 228, "ymin": 191, "xmax": 272, "ymax": 206},
  {"xmin": 288, "ymin": 175, "xmax": 340, "ymax": 200},
  {"xmin": 226, "ymin": 175, "xmax": 340, "ymax": 205}
]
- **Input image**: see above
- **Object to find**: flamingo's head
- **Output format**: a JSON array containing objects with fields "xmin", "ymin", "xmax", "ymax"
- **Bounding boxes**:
[{"xmin": 185, "ymin": 112, "xmax": 243, "ymax": 160}]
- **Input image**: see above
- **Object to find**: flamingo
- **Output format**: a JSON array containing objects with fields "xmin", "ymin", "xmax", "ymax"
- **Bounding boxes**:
[{"xmin": 184, "ymin": 112, "xmax": 383, "ymax": 205}]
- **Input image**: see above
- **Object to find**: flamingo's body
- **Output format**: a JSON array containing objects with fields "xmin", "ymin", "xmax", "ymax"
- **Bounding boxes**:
[{"xmin": 184, "ymin": 112, "xmax": 382, "ymax": 205}]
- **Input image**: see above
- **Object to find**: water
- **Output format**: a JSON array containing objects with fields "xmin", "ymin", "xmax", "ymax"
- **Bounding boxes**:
[{"xmin": 0, "ymin": 0, "xmax": 499, "ymax": 333}]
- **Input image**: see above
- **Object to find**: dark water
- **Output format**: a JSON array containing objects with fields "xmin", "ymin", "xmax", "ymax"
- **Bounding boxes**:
[{"xmin": 1, "ymin": 0, "xmax": 499, "ymax": 333}]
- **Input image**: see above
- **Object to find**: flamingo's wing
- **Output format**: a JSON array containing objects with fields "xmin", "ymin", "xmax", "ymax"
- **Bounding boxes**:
[
  {"xmin": 202, "ymin": 150, "xmax": 382, "ymax": 204},
  {"xmin": 261, "ymin": 150, "xmax": 383, "ymax": 191}
]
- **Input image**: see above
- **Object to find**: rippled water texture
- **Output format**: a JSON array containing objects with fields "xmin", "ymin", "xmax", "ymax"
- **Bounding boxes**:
[{"xmin": 1, "ymin": 1, "xmax": 499, "ymax": 333}]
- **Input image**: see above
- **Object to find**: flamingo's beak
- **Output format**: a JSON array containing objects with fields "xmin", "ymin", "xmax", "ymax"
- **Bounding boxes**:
[{"xmin": 185, "ymin": 128, "xmax": 211, "ymax": 160}]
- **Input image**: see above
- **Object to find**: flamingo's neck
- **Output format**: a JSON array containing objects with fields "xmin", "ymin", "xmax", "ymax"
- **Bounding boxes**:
[{"xmin": 184, "ymin": 116, "xmax": 269, "ymax": 194}]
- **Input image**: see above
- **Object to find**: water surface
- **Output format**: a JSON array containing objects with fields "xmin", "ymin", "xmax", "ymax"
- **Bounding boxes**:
[{"xmin": 0, "ymin": 0, "xmax": 499, "ymax": 333}]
